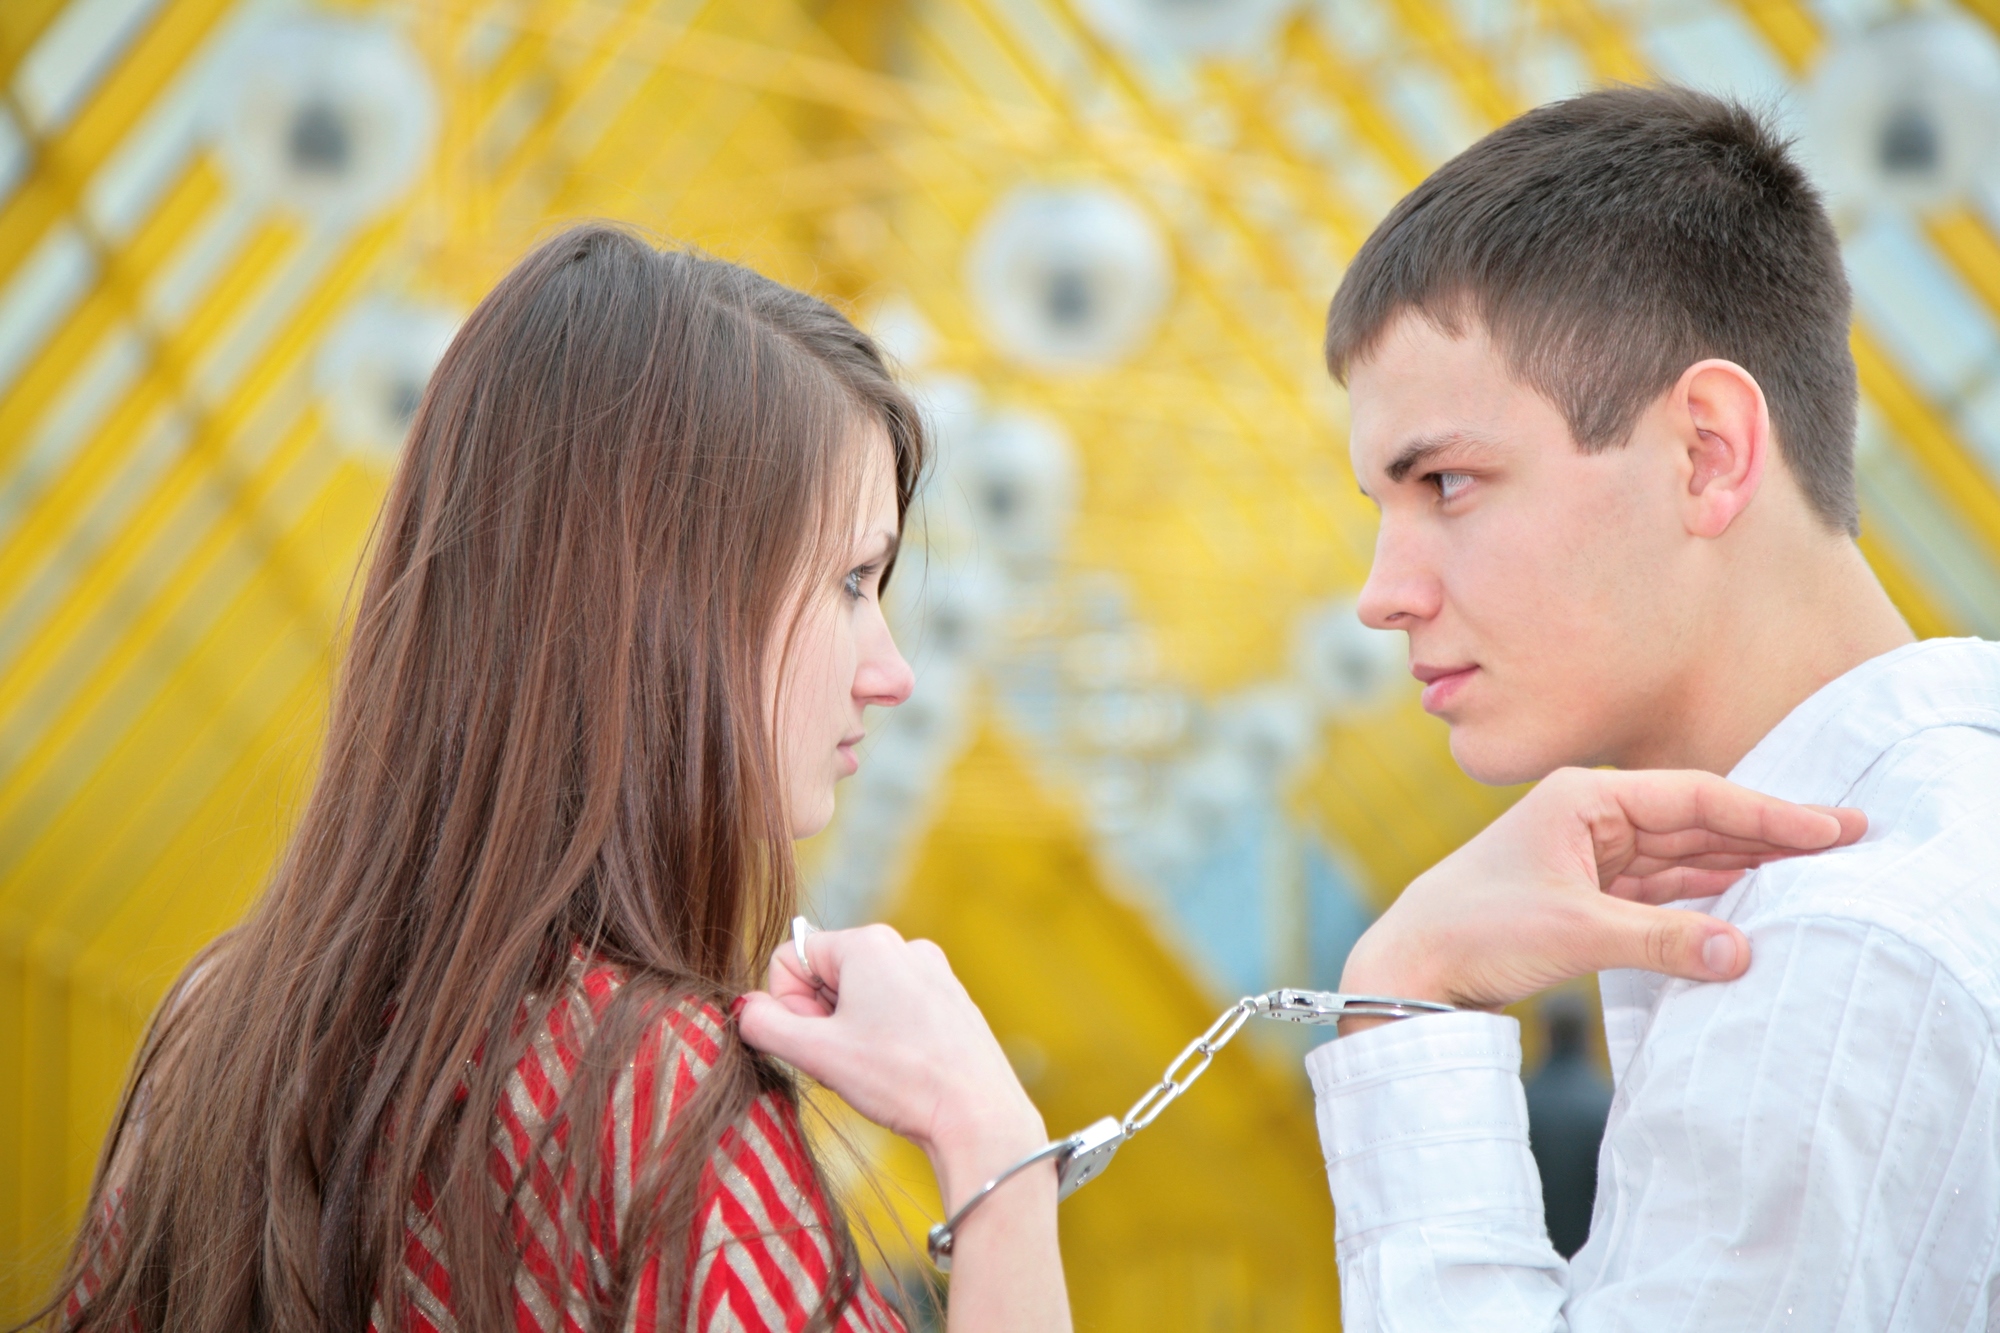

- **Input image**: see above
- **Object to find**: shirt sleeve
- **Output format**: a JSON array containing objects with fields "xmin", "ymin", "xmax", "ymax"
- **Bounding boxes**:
[{"xmin": 1305, "ymin": 917, "xmax": 2000, "ymax": 1332}]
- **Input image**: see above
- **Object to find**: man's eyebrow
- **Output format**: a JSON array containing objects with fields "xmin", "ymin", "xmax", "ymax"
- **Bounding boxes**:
[{"xmin": 1383, "ymin": 431, "xmax": 1495, "ymax": 484}]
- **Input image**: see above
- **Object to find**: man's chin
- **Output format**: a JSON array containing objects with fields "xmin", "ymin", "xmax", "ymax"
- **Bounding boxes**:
[{"xmin": 1445, "ymin": 724, "xmax": 1573, "ymax": 788}]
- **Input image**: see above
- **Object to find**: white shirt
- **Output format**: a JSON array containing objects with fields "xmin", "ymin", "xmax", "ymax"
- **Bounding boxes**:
[{"xmin": 1305, "ymin": 638, "xmax": 2000, "ymax": 1331}]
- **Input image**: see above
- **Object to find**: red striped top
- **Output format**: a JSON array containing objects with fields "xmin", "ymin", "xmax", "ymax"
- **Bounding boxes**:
[{"xmin": 65, "ymin": 954, "xmax": 905, "ymax": 1333}]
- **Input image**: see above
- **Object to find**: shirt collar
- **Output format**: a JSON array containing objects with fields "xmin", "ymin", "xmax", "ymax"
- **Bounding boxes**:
[{"xmin": 1727, "ymin": 637, "xmax": 2000, "ymax": 805}]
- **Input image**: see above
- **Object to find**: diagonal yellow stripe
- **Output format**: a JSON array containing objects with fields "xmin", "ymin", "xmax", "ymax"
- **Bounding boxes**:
[{"xmin": 0, "ymin": 0, "xmax": 234, "ymax": 297}]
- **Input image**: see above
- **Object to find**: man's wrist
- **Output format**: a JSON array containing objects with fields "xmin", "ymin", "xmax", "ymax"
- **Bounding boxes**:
[
  {"xmin": 1337, "ymin": 928, "xmax": 1456, "ymax": 1036},
  {"xmin": 1339, "ymin": 937, "xmax": 1449, "ymax": 1006}
]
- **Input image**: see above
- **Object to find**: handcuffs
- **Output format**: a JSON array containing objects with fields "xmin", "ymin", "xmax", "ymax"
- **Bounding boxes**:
[{"xmin": 786, "ymin": 917, "xmax": 1456, "ymax": 1270}]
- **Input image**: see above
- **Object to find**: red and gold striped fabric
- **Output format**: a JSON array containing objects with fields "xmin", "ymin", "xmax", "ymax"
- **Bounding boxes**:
[
  {"xmin": 64, "ymin": 953, "xmax": 905, "ymax": 1333},
  {"xmin": 376, "ymin": 953, "xmax": 906, "ymax": 1333}
]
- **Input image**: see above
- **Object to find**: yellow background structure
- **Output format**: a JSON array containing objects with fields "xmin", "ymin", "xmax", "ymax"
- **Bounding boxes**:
[{"xmin": 7, "ymin": 0, "xmax": 2000, "ymax": 1327}]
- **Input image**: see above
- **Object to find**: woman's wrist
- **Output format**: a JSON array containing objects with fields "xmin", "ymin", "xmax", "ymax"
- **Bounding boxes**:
[{"xmin": 923, "ymin": 1096, "xmax": 1049, "ymax": 1213}]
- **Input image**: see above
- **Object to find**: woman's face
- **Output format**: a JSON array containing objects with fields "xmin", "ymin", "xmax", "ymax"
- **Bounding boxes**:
[{"xmin": 773, "ymin": 423, "xmax": 915, "ymax": 839}]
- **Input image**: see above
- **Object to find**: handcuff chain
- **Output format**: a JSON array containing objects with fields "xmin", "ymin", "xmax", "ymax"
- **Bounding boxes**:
[
  {"xmin": 780, "ymin": 916, "xmax": 1458, "ymax": 1270},
  {"xmin": 1119, "ymin": 998, "xmax": 1256, "ymax": 1135}
]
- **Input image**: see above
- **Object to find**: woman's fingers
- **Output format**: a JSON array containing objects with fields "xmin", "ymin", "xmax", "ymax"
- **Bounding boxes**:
[{"xmin": 737, "ymin": 991, "xmax": 826, "ymax": 1071}]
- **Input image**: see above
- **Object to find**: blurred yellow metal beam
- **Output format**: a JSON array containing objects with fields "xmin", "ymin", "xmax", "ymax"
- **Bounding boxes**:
[
  {"xmin": 1543, "ymin": 0, "xmax": 1649, "ymax": 84},
  {"xmin": 1855, "ymin": 526, "xmax": 1958, "ymax": 639},
  {"xmin": 0, "ymin": 0, "xmax": 233, "ymax": 296},
  {"xmin": 908, "ymin": 6, "xmax": 1366, "ymax": 553},
  {"xmin": 0, "ymin": 0, "xmax": 69, "ymax": 88},
  {"xmin": 1750, "ymin": 2, "xmax": 2000, "ymax": 357},
  {"xmin": 1927, "ymin": 209, "xmax": 2000, "ymax": 319},
  {"xmin": 1, "ymin": 2, "xmax": 502, "ymax": 1291},
  {"xmin": 946, "ymin": 0, "xmax": 1332, "ymax": 362},
  {"xmin": 0, "ymin": 158, "xmax": 220, "ymax": 472},
  {"xmin": 1722, "ymin": 0, "xmax": 2000, "ymax": 572},
  {"xmin": 1734, "ymin": 0, "xmax": 1824, "ymax": 66},
  {"xmin": 1851, "ymin": 326, "xmax": 2000, "ymax": 560}
]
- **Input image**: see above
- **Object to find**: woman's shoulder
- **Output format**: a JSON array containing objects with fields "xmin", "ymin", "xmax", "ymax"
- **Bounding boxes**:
[
  {"xmin": 544, "ymin": 949, "xmax": 730, "ymax": 1058},
  {"xmin": 487, "ymin": 955, "xmax": 725, "ymax": 1196},
  {"xmin": 541, "ymin": 955, "xmax": 905, "ymax": 1331}
]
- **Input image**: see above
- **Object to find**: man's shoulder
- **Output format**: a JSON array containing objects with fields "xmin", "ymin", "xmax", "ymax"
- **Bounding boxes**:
[
  {"xmin": 1737, "ymin": 719, "xmax": 2000, "ymax": 1019},
  {"xmin": 1848, "ymin": 715, "xmax": 2000, "ymax": 830}
]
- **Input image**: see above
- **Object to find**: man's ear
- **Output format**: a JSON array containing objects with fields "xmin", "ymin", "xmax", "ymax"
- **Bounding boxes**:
[{"xmin": 1674, "ymin": 359, "xmax": 1769, "ymax": 539}]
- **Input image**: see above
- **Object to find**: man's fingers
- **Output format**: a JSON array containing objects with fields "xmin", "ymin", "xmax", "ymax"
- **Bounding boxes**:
[
  {"xmin": 1816, "ymin": 804, "xmax": 1870, "ymax": 846},
  {"xmin": 1608, "ymin": 866, "xmax": 1746, "ymax": 904},
  {"xmin": 1591, "ymin": 897, "xmax": 1751, "ymax": 982},
  {"xmin": 1629, "ymin": 828, "xmax": 1827, "ymax": 861},
  {"xmin": 1603, "ymin": 770, "xmax": 1864, "ymax": 850},
  {"xmin": 1615, "ymin": 846, "xmax": 1831, "ymax": 884}
]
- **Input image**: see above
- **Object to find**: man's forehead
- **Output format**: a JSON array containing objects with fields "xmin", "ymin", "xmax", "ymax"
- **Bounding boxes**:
[{"xmin": 1345, "ymin": 323, "xmax": 1557, "ymax": 480}]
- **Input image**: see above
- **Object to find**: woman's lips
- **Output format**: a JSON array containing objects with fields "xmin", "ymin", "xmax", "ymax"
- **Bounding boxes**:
[
  {"xmin": 836, "ymin": 736, "xmax": 863, "ymax": 776},
  {"xmin": 1414, "ymin": 665, "xmax": 1478, "ymax": 713}
]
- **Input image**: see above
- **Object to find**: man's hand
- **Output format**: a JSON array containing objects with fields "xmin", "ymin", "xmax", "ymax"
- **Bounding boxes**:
[{"xmin": 1339, "ymin": 768, "xmax": 1867, "ymax": 1019}]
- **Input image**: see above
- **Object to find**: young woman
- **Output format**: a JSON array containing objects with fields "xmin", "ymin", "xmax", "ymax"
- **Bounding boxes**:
[{"xmin": 44, "ymin": 225, "xmax": 1065, "ymax": 1333}]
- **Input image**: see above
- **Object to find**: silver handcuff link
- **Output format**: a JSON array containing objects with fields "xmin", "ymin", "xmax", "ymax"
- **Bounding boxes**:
[{"xmin": 785, "ymin": 918, "xmax": 1456, "ymax": 1271}]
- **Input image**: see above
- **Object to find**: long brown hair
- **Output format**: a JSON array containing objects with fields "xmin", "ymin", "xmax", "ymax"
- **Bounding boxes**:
[{"xmin": 43, "ymin": 225, "xmax": 925, "ymax": 1332}]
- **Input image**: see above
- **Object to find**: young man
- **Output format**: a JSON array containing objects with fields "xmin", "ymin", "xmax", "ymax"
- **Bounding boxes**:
[{"xmin": 1309, "ymin": 86, "xmax": 2000, "ymax": 1328}]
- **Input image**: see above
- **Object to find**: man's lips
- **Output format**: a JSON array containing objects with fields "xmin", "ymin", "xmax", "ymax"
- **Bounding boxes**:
[{"xmin": 1411, "ymin": 663, "xmax": 1477, "ymax": 713}]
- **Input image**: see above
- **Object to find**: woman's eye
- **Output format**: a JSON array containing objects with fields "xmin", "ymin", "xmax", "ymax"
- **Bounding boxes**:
[
  {"xmin": 1434, "ymin": 471, "xmax": 1473, "ymax": 501},
  {"xmin": 842, "ymin": 566, "xmax": 871, "ymax": 600}
]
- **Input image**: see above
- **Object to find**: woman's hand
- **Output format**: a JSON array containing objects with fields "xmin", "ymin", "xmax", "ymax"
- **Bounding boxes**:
[
  {"xmin": 1339, "ymin": 767, "xmax": 1867, "ymax": 1017},
  {"xmin": 738, "ymin": 925, "xmax": 1072, "ymax": 1333},
  {"xmin": 736, "ymin": 924, "xmax": 1045, "ymax": 1206}
]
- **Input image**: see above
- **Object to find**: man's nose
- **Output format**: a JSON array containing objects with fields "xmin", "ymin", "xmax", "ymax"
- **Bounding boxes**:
[{"xmin": 1356, "ymin": 520, "xmax": 1441, "ymax": 630}]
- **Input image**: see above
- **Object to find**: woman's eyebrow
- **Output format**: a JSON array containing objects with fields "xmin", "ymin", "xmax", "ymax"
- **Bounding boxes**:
[{"xmin": 862, "ymin": 529, "xmax": 900, "ymax": 563}]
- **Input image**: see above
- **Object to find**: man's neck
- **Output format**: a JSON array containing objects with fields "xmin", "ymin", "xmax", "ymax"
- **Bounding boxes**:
[{"xmin": 1622, "ymin": 539, "xmax": 1916, "ymax": 775}]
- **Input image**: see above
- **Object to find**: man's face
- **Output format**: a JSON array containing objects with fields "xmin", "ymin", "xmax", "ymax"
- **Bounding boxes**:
[{"xmin": 1348, "ymin": 313, "xmax": 1697, "ymax": 784}]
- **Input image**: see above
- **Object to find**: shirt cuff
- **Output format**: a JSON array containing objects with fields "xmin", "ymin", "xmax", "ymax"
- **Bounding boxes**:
[{"xmin": 1303, "ymin": 1011, "xmax": 1544, "ymax": 1244}]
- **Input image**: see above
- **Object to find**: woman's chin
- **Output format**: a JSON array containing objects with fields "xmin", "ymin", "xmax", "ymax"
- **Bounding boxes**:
[{"xmin": 789, "ymin": 789, "xmax": 838, "ymax": 841}]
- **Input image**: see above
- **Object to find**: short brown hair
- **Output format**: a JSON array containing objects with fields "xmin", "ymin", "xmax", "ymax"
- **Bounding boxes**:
[{"xmin": 1326, "ymin": 85, "xmax": 1859, "ymax": 534}]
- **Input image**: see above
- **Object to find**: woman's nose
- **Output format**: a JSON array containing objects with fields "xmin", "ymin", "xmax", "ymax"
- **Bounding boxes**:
[{"xmin": 856, "ymin": 622, "xmax": 915, "ymax": 707}]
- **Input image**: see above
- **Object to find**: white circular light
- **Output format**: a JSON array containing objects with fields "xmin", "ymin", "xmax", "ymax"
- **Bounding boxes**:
[
  {"xmin": 1212, "ymin": 685, "xmax": 1317, "ymax": 776},
  {"xmin": 206, "ymin": 16, "xmax": 439, "ymax": 225},
  {"xmin": 965, "ymin": 185, "xmax": 1173, "ymax": 371},
  {"xmin": 1291, "ymin": 599, "xmax": 1405, "ymax": 713},
  {"xmin": 961, "ymin": 410, "xmax": 1078, "ymax": 574},
  {"xmin": 1074, "ymin": 687, "xmax": 1190, "ymax": 753},
  {"xmin": 905, "ymin": 555, "xmax": 1006, "ymax": 665},
  {"xmin": 316, "ymin": 297, "xmax": 460, "ymax": 463},
  {"xmin": 1078, "ymin": 0, "xmax": 1300, "ymax": 58},
  {"xmin": 1807, "ymin": 13, "xmax": 2000, "ymax": 212}
]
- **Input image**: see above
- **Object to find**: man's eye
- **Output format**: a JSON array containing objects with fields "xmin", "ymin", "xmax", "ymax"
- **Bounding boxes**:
[{"xmin": 1434, "ymin": 471, "xmax": 1473, "ymax": 501}]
